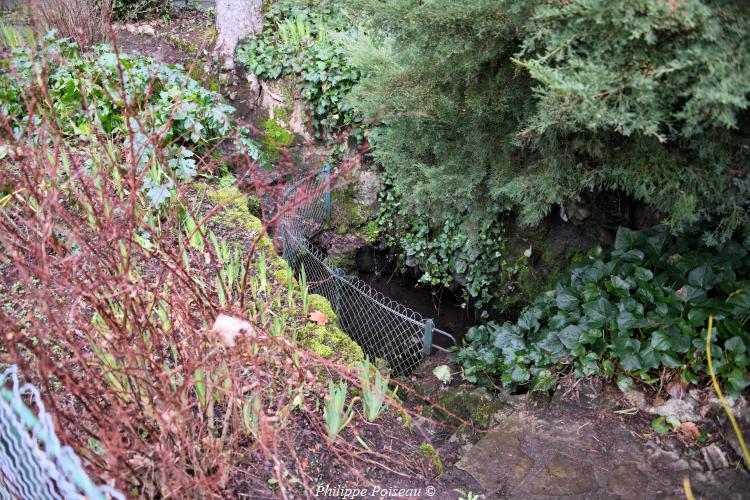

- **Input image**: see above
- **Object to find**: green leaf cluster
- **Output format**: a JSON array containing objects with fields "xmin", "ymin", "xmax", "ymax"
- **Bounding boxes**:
[
  {"xmin": 346, "ymin": 0, "xmax": 750, "ymax": 248},
  {"xmin": 0, "ymin": 34, "xmax": 263, "ymax": 211},
  {"xmin": 377, "ymin": 174, "xmax": 508, "ymax": 310},
  {"xmin": 236, "ymin": 1, "xmax": 362, "ymax": 140},
  {"xmin": 456, "ymin": 226, "xmax": 750, "ymax": 396},
  {"xmin": 1, "ymin": 34, "xmax": 234, "ymax": 148},
  {"xmin": 109, "ymin": 0, "xmax": 168, "ymax": 21}
]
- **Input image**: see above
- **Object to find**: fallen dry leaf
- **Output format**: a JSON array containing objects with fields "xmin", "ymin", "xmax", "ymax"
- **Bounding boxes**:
[
  {"xmin": 653, "ymin": 395, "xmax": 666, "ymax": 407},
  {"xmin": 308, "ymin": 310, "xmax": 328, "ymax": 326},
  {"xmin": 700, "ymin": 404, "xmax": 711, "ymax": 418}
]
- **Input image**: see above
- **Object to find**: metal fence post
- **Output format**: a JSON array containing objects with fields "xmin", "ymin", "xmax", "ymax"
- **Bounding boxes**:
[
  {"xmin": 324, "ymin": 164, "xmax": 331, "ymax": 227},
  {"xmin": 422, "ymin": 319, "xmax": 434, "ymax": 356}
]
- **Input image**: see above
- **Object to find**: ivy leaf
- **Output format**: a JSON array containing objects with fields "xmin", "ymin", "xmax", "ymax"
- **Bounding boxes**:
[
  {"xmin": 609, "ymin": 275, "xmax": 631, "ymax": 298},
  {"xmin": 650, "ymin": 331, "xmax": 671, "ymax": 351},
  {"xmin": 618, "ymin": 249, "xmax": 645, "ymax": 262},
  {"xmin": 666, "ymin": 415, "xmax": 682, "ymax": 429},
  {"xmin": 660, "ymin": 353, "xmax": 682, "ymax": 368},
  {"xmin": 727, "ymin": 288, "xmax": 750, "ymax": 315},
  {"xmin": 639, "ymin": 347, "xmax": 659, "ymax": 370},
  {"xmin": 558, "ymin": 324, "xmax": 583, "ymax": 350},
  {"xmin": 579, "ymin": 328, "xmax": 602, "ymax": 345},
  {"xmin": 556, "ymin": 285, "xmax": 579, "ymax": 311},
  {"xmin": 634, "ymin": 267, "xmax": 654, "ymax": 282},
  {"xmin": 614, "ymin": 346, "xmax": 641, "ymax": 371},
  {"xmin": 688, "ymin": 264, "xmax": 716, "ymax": 290},
  {"xmin": 517, "ymin": 307, "xmax": 542, "ymax": 332},
  {"xmin": 651, "ymin": 416, "xmax": 670, "ymax": 434},
  {"xmin": 510, "ymin": 364, "xmax": 531, "ymax": 383},
  {"xmin": 616, "ymin": 311, "xmax": 638, "ymax": 331},
  {"xmin": 614, "ymin": 227, "xmax": 640, "ymax": 252},
  {"xmin": 145, "ymin": 182, "xmax": 173, "ymax": 209},
  {"xmin": 616, "ymin": 375, "xmax": 633, "ymax": 392},
  {"xmin": 726, "ymin": 369, "xmax": 750, "ymax": 396},
  {"xmin": 582, "ymin": 297, "xmax": 611, "ymax": 328},
  {"xmin": 725, "ymin": 336, "xmax": 746, "ymax": 354},
  {"xmin": 432, "ymin": 365, "xmax": 452, "ymax": 384}
]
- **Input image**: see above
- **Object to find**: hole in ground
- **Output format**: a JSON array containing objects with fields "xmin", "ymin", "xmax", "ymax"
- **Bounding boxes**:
[{"xmin": 354, "ymin": 245, "xmax": 476, "ymax": 349}]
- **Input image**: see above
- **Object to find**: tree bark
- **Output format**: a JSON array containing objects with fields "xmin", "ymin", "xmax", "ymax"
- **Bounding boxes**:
[{"xmin": 215, "ymin": 0, "xmax": 263, "ymax": 68}]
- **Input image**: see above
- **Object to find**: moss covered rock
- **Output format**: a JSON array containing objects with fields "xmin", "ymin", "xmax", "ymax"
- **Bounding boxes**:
[
  {"xmin": 297, "ymin": 322, "xmax": 364, "ymax": 364},
  {"xmin": 200, "ymin": 183, "xmax": 363, "ymax": 365},
  {"xmin": 435, "ymin": 386, "xmax": 510, "ymax": 429}
]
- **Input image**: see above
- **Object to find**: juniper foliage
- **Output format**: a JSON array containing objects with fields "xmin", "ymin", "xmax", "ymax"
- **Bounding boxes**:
[{"xmin": 346, "ymin": 0, "xmax": 750, "ymax": 245}]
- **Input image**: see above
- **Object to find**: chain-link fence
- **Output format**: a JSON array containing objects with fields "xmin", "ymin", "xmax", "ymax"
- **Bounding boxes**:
[
  {"xmin": 0, "ymin": 365, "xmax": 124, "ymax": 500},
  {"xmin": 276, "ymin": 168, "xmax": 456, "ymax": 375}
]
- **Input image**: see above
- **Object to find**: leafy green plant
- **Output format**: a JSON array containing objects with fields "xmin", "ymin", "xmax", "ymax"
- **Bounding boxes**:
[
  {"xmin": 457, "ymin": 226, "xmax": 750, "ymax": 396},
  {"xmin": 109, "ymin": 0, "xmax": 167, "ymax": 20},
  {"xmin": 377, "ymin": 175, "xmax": 507, "ymax": 310},
  {"xmin": 323, "ymin": 379, "xmax": 357, "ymax": 443},
  {"xmin": 357, "ymin": 360, "xmax": 388, "ymax": 422},
  {"xmin": 236, "ymin": 1, "xmax": 362, "ymax": 140},
  {"xmin": 300, "ymin": 264, "xmax": 310, "ymax": 316},
  {"xmin": 346, "ymin": 0, "xmax": 750, "ymax": 252},
  {"xmin": 1, "ymin": 35, "xmax": 237, "ymax": 186}
]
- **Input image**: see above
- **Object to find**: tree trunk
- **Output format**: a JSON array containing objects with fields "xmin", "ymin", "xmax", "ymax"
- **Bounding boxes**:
[{"xmin": 215, "ymin": 0, "xmax": 263, "ymax": 68}]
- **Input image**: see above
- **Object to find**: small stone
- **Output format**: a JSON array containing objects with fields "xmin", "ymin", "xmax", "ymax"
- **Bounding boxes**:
[
  {"xmin": 574, "ymin": 205, "xmax": 590, "ymax": 221},
  {"xmin": 228, "ymin": 91, "xmax": 238, "ymax": 101},
  {"xmin": 648, "ymin": 397, "xmax": 701, "ymax": 422},
  {"xmin": 211, "ymin": 314, "xmax": 255, "ymax": 347},
  {"xmin": 649, "ymin": 448, "xmax": 689, "ymax": 472},
  {"xmin": 624, "ymin": 389, "xmax": 648, "ymax": 410},
  {"xmin": 702, "ymin": 444, "xmax": 729, "ymax": 471},
  {"xmin": 139, "ymin": 24, "xmax": 156, "ymax": 36}
]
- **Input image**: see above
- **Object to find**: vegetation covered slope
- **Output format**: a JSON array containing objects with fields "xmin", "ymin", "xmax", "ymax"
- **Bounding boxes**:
[
  {"xmin": 348, "ymin": 0, "xmax": 749, "ymax": 241},
  {"xmin": 342, "ymin": 0, "xmax": 749, "ymax": 310}
]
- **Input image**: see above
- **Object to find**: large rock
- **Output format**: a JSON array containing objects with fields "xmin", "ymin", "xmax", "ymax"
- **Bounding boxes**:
[
  {"xmin": 519, "ymin": 453, "xmax": 597, "ymax": 496},
  {"xmin": 455, "ymin": 417, "xmax": 533, "ymax": 493}
]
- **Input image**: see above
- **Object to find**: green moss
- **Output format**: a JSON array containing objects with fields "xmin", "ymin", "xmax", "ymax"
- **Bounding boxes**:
[
  {"xmin": 436, "ymin": 386, "xmax": 508, "ymax": 429},
  {"xmin": 327, "ymin": 254, "xmax": 355, "ymax": 272},
  {"xmin": 330, "ymin": 185, "xmax": 363, "ymax": 230},
  {"xmin": 418, "ymin": 443, "xmax": 444, "ymax": 476},
  {"xmin": 203, "ymin": 184, "xmax": 274, "ymax": 253},
  {"xmin": 247, "ymin": 194, "xmax": 262, "ymax": 218},
  {"xmin": 293, "ymin": 293, "xmax": 363, "ymax": 363},
  {"xmin": 308, "ymin": 294, "xmax": 337, "ymax": 323},
  {"xmin": 297, "ymin": 323, "xmax": 364, "ymax": 363},
  {"xmin": 261, "ymin": 118, "xmax": 294, "ymax": 161},
  {"xmin": 273, "ymin": 106, "xmax": 290, "ymax": 124},
  {"xmin": 273, "ymin": 267, "xmax": 294, "ymax": 287},
  {"xmin": 195, "ymin": 183, "xmax": 364, "ymax": 366},
  {"xmin": 361, "ymin": 220, "xmax": 380, "ymax": 244}
]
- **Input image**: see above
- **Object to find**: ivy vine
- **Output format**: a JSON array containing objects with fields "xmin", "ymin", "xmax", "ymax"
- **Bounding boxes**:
[{"xmin": 236, "ymin": 2, "xmax": 362, "ymax": 141}]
